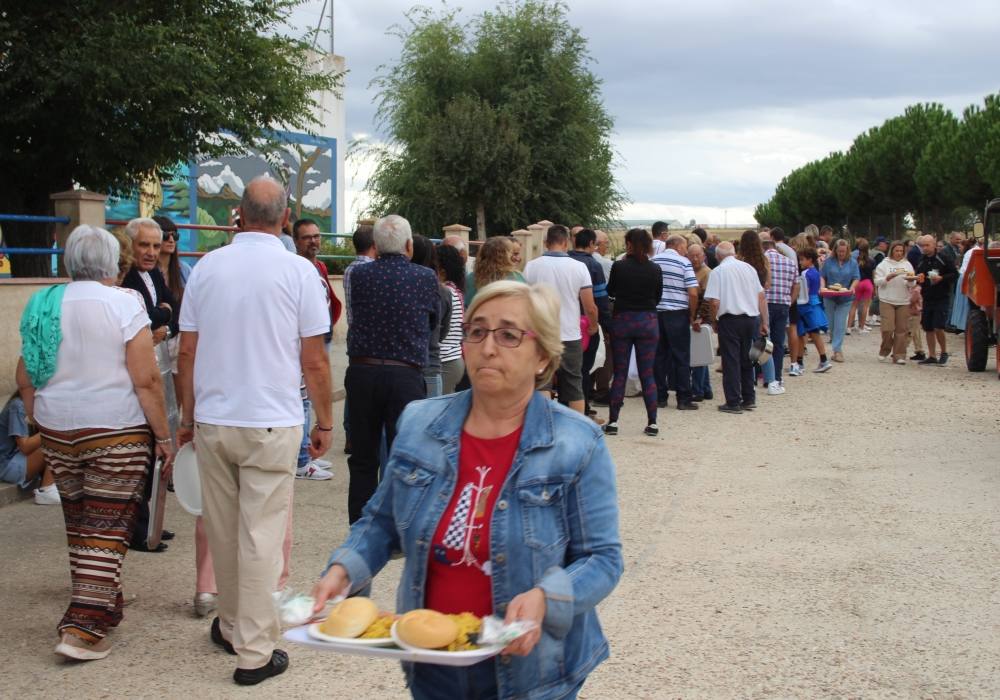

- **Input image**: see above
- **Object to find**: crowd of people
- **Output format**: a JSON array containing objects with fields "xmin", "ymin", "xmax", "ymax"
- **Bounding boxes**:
[{"xmin": 9, "ymin": 181, "xmax": 981, "ymax": 696}]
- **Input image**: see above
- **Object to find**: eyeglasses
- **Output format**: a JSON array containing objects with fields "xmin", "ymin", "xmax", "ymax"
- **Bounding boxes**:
[
  {"xmin": 462, "ymin": 324, "xmax": 536, "ymax": 348},
  {"xmin": 162, "ymin": 231, "xmax": 179, "ymax": 241}
]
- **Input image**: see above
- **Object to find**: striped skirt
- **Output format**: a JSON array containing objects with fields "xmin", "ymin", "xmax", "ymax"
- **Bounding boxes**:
[{"xmin": 39, "ymin": 425, "xmax": 151, "ymax": 642}]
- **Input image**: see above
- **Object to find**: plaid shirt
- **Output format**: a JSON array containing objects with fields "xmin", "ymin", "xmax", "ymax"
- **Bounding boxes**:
[{"xmin": 765, "ymin": 248, "xmax": 797, "ymax": 305}]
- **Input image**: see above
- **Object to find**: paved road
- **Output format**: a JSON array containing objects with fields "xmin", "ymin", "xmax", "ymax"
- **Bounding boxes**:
[{"xmin": 2, "ymin": 330, "xmax": 997, "ymax": 698}]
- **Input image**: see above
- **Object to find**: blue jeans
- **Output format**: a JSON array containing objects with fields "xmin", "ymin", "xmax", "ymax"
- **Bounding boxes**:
[
  {"xmin": 424, "ymin": 373, "xmax": 443, "ymax": 398},
  {"xmin": 409, "ymin": 660, "xmax": 583, "ymax": 700},
  {"xmin": 762, "ymin": 303, "xmax": 790, "ymax": 383},
  {"xmin": 823, "ymin": 297, "xmax": 852, "ymax": 352},
  {"xmin": 297, "ymin": 397, "xmax": 311, "ymax": 469},
  {"xmin": 690, "ymin": 365, "xmax": 712, "ymax": 398}
]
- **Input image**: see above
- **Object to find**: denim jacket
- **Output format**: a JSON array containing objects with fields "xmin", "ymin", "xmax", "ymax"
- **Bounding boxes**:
[{"xmin": 325, "ymin": 390, "xmax": 624, "ymax": 700}]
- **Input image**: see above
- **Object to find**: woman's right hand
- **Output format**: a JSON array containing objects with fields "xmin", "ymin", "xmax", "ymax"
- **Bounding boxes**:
[
  {"xmin": 311, "ymin": 563, "xmax": 351, "ymax": 614},
  {"xmin": 155, "ymin": 440, "xmax": 176, "ymax": 479}
]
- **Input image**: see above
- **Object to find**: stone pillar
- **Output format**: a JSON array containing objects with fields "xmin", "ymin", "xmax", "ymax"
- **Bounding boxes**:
[
  {"xmin": 50, "ymin": 190, "xmax": 107, "ymax": 278},
  {"xmin": 511, "ymin": 229, "xmax": 533, "ymax": 267},
  {"xmin": 526, "ymin": 224, "xmax": 546, "ymax": 261},
  {"xmin": 441, "ymin": 223, "xmax": 471, "ymax": 245}
]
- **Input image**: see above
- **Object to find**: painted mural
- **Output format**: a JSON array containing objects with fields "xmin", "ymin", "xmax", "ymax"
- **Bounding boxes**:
[{"xmin": 105, "ymin": 130, "xmax": 337, "ymax": 253}]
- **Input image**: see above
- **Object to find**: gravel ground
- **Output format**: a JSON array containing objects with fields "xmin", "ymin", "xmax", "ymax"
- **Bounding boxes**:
[{"xmin": 1, "ymin": 330, "xmax": 998, "ymax": 698}]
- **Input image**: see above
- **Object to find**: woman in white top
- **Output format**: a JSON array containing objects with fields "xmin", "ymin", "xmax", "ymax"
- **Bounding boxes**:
[
  {"xmin": 873, "ymin": 240, "xmax": 916, "ymax": 364},
  {"xmin": 15, "ymin": 225, "xmax": 173, "ymax": 662}
]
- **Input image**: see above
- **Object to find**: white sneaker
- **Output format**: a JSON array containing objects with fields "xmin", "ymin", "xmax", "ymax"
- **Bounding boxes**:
[
  {"xmin": 313, "ymin": 458, "xmax": 333, "ymax": 468},
  {"xmin": 814, "ymin": 360, "xmax": 833, "ymax": 373},
  {"xmin": 34, "ymin": 484, "xmax": 61, "ymax": 505},
  {"xmin": 788, "ymin": 363, "xmax": 803, "ymax": 377},
  {"xmin": 766, "ymin": 381, "xmax": 785, "ymax": 396},
  {"xmin": 194, "ymin": 592, "xmax": 217, "ymax": 617},
  {"xmin": 878, "ymin": 354, "xmax": 888, "ymax": 362},
  {"xmin": 296, "ymin": 462, "xmax": 333, "ymax": 480},
  {"xmin": 869, "ymin": 316, "xmax": 881, "ymax": 326},
  {"xmin": 894, "ymin": 358, "xmax": 907, "ymax": 365},
  {"xmin": 860, "ymin": 326, "xmax": 872, "ymax": 334}
]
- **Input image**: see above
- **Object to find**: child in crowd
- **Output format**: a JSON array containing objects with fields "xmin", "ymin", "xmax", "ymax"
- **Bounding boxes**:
[
  {"xmin": 791, "ymin": 249, "xmax": 832, "ymax": 374},
  {"xmin": 0, "ymin": 393, "xmax": 59, "ymax": 504}
]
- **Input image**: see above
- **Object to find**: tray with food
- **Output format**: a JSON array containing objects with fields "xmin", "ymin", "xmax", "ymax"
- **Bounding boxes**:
[
  {"xmin": 285, "ymin": 599, "xmax": 510, "ymax": 667},
  {"xmin": 820, "ymin": 285, "xmax": 853, "ymax": 297}
]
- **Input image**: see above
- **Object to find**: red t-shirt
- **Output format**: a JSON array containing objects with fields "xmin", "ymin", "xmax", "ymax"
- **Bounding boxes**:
[{"xmin": 424, "ymin": 426, "xmax": 523, "ymax": 617}]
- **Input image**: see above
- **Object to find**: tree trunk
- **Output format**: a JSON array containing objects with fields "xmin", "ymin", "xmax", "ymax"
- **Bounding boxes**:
[{"xmin": 475, "ymin": 201, "xmax": 486, "ymax": 241}]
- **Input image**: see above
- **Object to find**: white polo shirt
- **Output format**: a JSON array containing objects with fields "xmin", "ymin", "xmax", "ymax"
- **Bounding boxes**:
[
  {"xmin": 523, "ymin": 252, "xmax": 592, "ymax": 341},
  {"xmin": 704, "ymin": 256, "xmax": 763, "ymax": 317},
  {"xmin": 179, "ymin": 232, "xmax": 330, "ymax": 428}
]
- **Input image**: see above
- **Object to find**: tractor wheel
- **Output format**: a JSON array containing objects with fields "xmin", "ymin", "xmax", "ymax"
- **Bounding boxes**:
[{"xmin": 965, "ymin": 307, "xmax": 989, "ymax": 372}]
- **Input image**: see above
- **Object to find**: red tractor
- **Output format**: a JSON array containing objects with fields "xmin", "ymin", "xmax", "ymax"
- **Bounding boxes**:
[{"xmin": 964, "ymin": 197, "xmax": 1000, "ymax": 377}]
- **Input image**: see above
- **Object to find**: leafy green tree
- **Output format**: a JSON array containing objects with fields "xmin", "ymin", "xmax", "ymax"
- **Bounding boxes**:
[
  {"xmin": 0, "ymin": 1, "xmax": 341, "ymax": 275},
  {"xmin": 367, "ymin": 0, "xmax": 624, "ymax": 238}
]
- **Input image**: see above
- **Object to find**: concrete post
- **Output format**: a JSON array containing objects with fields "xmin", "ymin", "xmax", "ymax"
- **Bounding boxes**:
[
  {"xmin": 511, "ymin": 229, "xmax": 533, "ymax": 267},
  {"xmin": 441, "ymin": 223, "xmax": 471, "ymax": 245},
  {"xmin": 50, "ymin": 190, "xmax": 107, "ymax": 278},
  {"xmin": 527, "ymin": 224, "xmax": 546, "ymax": 261}
]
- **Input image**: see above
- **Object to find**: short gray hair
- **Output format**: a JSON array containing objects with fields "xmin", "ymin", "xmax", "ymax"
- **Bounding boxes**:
[
  {"xmin": 240, "ymin": 176, "xmax": 288, "ymax": 228},
  {"xmin": 715, "ymin": 241, "xmax": 736, "ymax": 260},
  {"xmin": 65, "ymin": 225, "xmax": 120, "ymax": 281},
  {"xmin": 374, "ymin": 214, "xmax": 412, "ymax": 255},
  {"xmin": 665, "ymin": 234, "xmax": 687, "ymax": 249},
  {"xmin": 125, "ymin": 217, "xmax": 161, "ymax": 241}
]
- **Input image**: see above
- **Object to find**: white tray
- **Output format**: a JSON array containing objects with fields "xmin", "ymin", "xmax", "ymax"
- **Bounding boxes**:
[{"xmin": 284, "ymin": 624, "xmax": 504, "ymax": 667}]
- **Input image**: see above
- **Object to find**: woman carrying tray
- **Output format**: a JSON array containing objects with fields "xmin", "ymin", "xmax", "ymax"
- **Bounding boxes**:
[{"xmin": 312, "ymin": 280, "xmax": 623, "ymax": 700}]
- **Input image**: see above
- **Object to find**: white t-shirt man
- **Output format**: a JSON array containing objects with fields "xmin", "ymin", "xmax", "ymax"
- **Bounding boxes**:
[
  {"xmin": 704, "ymin": 256, "xmax": 763, "ymax": 317},
  {"xmin": 523, "ymin": 252, "xmax": 592, "ymax": 341},
  {"xmin": 179, "ymin": 232, "xmax": 330, "ymax": 428}
]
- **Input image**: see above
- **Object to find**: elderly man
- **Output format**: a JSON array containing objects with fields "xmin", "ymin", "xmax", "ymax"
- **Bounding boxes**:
[
  {"xmin": 705, "ymin": 241, "xmax": 767, "ymax": 414},
  {"xmin": 524, "ymin": 224, "xmax": 598, "ymax": 414},
  {"xmin": 443, "ymin": 234, "xmax": 472, "ymax": 273},
  {"xmin": 122, "ymin": 217, "xmax": 177, "ymax": 346},
  {"xmin": 593, "ymin": 229, "xmax": 613, "ymax": 278},
  {"xmin": 687, "ymin": 243, "xmax": 713, "ymax": 401},
  {"xmin": 177, "ymin": 176, "xmax": 333, "ymax": 685},
  {"xmin": 915, "ymin": 234, "xmax": 957, "ymax": 365},
  {"xmin": 705, "ymin": 232, "xmax": 721, "ymax": 269},
  {"xmin": 652, "ymin": 234, "xmax": 700, "ymax": 410},
  {"xmin": 344, "ymin": 215, "xmax": 439, "ymax": 523},
  {"xmin": 760, "ymin": 233, "xmax": 799, "ymax": 395},
  {"xmin": 121, "ymin": 216, "xmax": 178, "ymax": 552}
]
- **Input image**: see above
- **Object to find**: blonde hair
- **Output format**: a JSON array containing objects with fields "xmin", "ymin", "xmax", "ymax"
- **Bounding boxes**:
[
  {"xmin": 111, "ymin": 228, "xmax": 134, "ymax": 281},
  {"xmin": 464, "ymin": 280, "xmax": 563, "ymax": 389},
  {"xmin": 473, "ymin": 237, "xmax": 517, "ymax": 290}
]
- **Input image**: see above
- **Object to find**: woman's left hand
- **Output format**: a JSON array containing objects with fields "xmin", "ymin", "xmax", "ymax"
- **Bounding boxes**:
[
  {"xmin": 501, "ymin": 587, "xmax": 546, "ymax": 656},
  {"xmin": 156, "ymin": 440, "xmax": 176, "ymax": 480}
]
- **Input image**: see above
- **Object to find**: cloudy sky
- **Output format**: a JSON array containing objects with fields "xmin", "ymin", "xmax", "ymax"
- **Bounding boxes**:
[{"xmin": 290, "ymin": 0, "xmax": 1000, "ymax": 226}]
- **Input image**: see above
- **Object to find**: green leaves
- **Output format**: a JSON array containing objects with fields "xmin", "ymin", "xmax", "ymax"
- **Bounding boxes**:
[
  {"xmin": 367, "ymin": 0, "xmax": 624, "ymax": 237},
  {"xmin": 756, "ymin": 95, "xmax": 1000, "ymax": 235}
]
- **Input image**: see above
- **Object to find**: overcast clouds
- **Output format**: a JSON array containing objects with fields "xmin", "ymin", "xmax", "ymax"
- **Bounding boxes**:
[{"xmin": 291, "ymin": 0, "xmax": 1000, "ymax": 225}]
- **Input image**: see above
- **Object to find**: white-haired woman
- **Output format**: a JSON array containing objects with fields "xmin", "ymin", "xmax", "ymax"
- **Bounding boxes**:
[
  {"xmin": 16, "ymin": 225, "xmax": 173, "ymax": 661},
  {"xmin": 312, "ymin": 281, "xmax": 623, "ymax": 700}
]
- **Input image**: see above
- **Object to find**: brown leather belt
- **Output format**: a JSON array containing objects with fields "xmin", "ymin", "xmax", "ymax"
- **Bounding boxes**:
[{"xmin": 350, "ymin": 356, "xmax": 419, "ymax": 370}]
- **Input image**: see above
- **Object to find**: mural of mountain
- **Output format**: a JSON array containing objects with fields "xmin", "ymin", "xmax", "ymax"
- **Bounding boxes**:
[{"xmin": 197, "ymin": 165, "xmax": 245, "ymax": 197}]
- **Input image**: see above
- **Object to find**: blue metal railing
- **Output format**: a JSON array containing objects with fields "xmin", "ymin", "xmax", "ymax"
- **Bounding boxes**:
[
  {"xmin": 0, "ymin": 247, "xmax": 63, "ymax": 255},
  {"xmin": 0, "ymin": 214, "xmax": 70, "ymax": 224}
]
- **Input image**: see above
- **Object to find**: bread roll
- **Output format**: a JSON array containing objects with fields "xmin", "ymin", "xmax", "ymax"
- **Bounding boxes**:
[
  {"xmin": 395, "ymin": 609, "xmax": 459, "ymax": 649},
  {"xmin": 319, "ymin": 597, "xmax": 379, "ymax": 638}
]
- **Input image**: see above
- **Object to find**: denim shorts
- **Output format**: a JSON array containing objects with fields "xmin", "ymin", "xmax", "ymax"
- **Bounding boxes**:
[{"xmin": 0, "ymin": 452, "xmax": 29, "ymax": 488}]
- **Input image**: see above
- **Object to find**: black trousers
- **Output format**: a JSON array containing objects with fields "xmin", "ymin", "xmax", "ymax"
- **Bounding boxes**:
[
  {"xmin": 717, "ymin": 314, "xmax": 757, "ymax": 407},
  {"xmin": 345, "ymin": 363, "xmax": 425, "ymax": 524},
  {"xmin": 655, "ymin": 310, "xmax": 693, "ymax": 402}
]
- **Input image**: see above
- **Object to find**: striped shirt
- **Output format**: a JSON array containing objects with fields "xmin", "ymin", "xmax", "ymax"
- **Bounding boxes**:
[
  {"xmin": 440, "ymin": 281, "xmax": 465, "ymax": 363},
  {"xmin": 765, "ymin": 248, "xmax": 798, "ymax": 305},
  {"xmin": 651, "ymin": 248, "xmax": 698, "ymax": 311}
]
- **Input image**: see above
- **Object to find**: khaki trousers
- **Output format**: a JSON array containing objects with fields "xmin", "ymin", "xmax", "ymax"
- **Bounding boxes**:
[
  {"xmin": 878, "ymin": 302, "xmax": 910, "ymax": 360},
  {"xmin": 908, "ymin": 315, "xmax": 925, "ymax": 353},
  {"xmin": 195, "ymin": 423, "xmax": 300, "ymax": 670}
]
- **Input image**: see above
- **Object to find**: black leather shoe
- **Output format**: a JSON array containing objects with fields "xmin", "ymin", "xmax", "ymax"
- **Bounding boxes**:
[
  {"xmin": 740, "ymin": 402, "xmax": 757, "ymax": 411},
  {"xmin": 718, "ymin": 404, "xmax": 743, "ymax": 414},
  {"xmin": 233, "ymin": 649, "xmax": 289, "ymax": 686},
  {"xmin": 690, "ymin": 394, "xmax": 705, "ymax": 402},
  {"xmin": 656, "ymin": 398, "xmax": 668, "ymax": 408},
  {"xmin": 676, "ymin": 402, "xmax": 699, "ymax": 410},
  {"xmin": 131, "ymin": 541, "xmax": 168, "ymax": 553},
  {"xmin": 160, "ymin": 529, "xmax": 175, "ymax": 541},
  {"xmin": 211, "ymin": 617, "xmax": 237, "ymax": 656}
]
